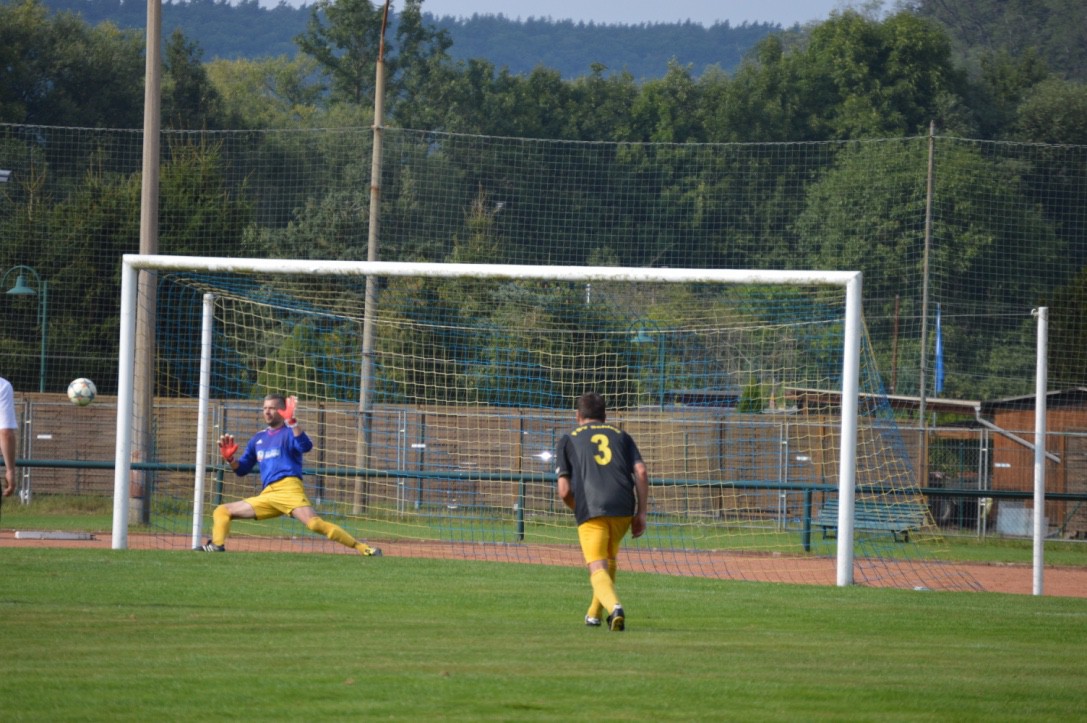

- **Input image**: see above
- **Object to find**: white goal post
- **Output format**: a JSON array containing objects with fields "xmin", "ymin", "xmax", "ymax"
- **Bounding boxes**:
[{"xmin": 111, "ymin": 254, "xmax": 863, "ymax": 585}]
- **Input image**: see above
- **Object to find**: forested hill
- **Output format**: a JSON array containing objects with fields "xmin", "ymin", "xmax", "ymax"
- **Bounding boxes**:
[
  {"xmin": 429, "ymin": 15, "xmax": 780, "ymax": 79},
  {"xmin": 39, "ymin": 0, "xmax": 782, "ymax": 79}
]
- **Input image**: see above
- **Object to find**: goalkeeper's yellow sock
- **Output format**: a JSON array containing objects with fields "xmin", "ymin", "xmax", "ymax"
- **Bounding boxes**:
[
  {"xmin": 586, "ymin": 560, "xmax": 617, "ymax": 619},
  {"xmin": 589, "ymin": 568, "xmax": 620, "ymax": 614},
  {"xmin": 211, "ymin": 505, "xmax": 232, "ymax": 547},
  {"xmin": 305, "ymin": 516, "xmax": 358, "ymax": 550}
]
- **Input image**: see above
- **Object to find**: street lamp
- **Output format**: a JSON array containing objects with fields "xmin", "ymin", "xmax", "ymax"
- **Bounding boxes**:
[
  {"xmin": 3, "ymin": 265, "xmax": 48, "ymax": 393},
  {"xmin": 629, "ymin": 320, "xmax": 666, "ymax": 409}
]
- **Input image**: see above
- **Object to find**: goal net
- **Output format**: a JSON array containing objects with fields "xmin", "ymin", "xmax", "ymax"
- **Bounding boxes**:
[{"xmin": 112, "ymin": 255, "xmax": 980, "ymax": 591}]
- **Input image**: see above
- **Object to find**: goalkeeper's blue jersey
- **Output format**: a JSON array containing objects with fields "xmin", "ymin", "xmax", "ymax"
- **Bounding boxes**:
[{"xmin": 233, "ymin": 426, "xmax": 314, "ymax": 489}]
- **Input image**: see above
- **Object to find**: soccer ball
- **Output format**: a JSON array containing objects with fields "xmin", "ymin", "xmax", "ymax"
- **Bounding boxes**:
[{"xmin": 67, "ymin": 378, "xmax": 97, "ymax": 406}]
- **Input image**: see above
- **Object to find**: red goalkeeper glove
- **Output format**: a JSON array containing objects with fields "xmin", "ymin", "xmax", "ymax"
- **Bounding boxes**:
[
  {"xmin": 283, "ymin": 395, "xmax": 298, "ymax": 428},
  {"xmin": 219, "ymin": 435, "xmax": 238, "ymax": 463}
]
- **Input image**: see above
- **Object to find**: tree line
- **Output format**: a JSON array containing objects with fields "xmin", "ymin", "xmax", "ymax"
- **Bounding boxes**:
[
  {"xmin": 38, "ymin": 0, "xmax": 782, "ymax": 79},
  {"xmin": 5, "ymin": 0, "xmax": 1084, "ymax": 140},
  {"xmin": 0, "ymin": 0, "xmax": 1085, "ymax": 402}
]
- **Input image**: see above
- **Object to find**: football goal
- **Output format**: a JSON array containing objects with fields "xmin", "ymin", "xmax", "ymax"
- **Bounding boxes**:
[{"xmin": 111, "ymin": 254, "xmax": 979, "ymax": 591}]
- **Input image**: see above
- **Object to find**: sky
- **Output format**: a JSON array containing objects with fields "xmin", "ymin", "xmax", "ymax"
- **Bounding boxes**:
[{"xmin": 397, "ymin": 0, "xmax": 853, "ymax": 27}]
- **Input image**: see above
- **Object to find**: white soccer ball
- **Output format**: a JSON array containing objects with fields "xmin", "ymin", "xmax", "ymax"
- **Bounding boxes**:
[{"xmin": 67, "ymin": 377, "xmax": 97, "ymax": 406}]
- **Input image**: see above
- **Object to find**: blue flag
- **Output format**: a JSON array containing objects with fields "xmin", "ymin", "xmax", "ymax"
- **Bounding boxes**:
[{"xmin": 934, "ymin": 303, "xmax": 944, "ymax": 394}]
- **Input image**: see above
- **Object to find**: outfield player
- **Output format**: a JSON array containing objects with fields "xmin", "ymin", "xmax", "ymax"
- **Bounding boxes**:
[
  {"xmin": 556, "ymin": 391, "xmax": 649, "ymax": 631},
  {"xmin": 0, "ymin": 376, "xmax": 17, "ymax": 498},
  {"xmin": 200, "ymin": 393, "xmax": 381, "ymax": 556}
]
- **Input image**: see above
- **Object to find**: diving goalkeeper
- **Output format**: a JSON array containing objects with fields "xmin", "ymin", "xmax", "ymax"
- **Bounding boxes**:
[{"xmin": 199, "ymin": 393, "xmax": 381, "ymax": 556}]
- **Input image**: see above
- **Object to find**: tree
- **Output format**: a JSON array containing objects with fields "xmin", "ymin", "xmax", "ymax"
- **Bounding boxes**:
[
  {"xmin": 0, "ymin": 0, "xmax": 144, "ymax": 127},
  {"xmin": 1010, "ymin": 79, "xmax": 1087, "ymax": 273},
  {"xmin": 295, "ymin": 0, "xmax": 450, "ymax": 112},
  {"xmin": 402, "ymin": 57, "xmax": 517, "ymax": 134},
  {"xmin": 703, "ymin": 36, "xmax": 812, "ymax": 142},
  {"xmin": 912, "ymin": 0, "xmax": 1087, "ymax": 82},
  {"xmin": 796, "ymin": 139, "xmax": 1064, "ymax": 398},
  {"xmin": 162, "ymin": 28, "xmax": 230, "ymax": 129},
  {"xmin": 962, "ymin": 48, "xmax": 1050, "ymax": 139},
  {"xmin": 1012, "ymin": 78, "xmax": 1087, "ymax": 145},
  {"xmin": 798, "ymin": 10, "xmax": 962, "ymax": 138},
  {"xmin": 34, "ymin": 161, "xmax": 142, "ymax": 393},
  {"xmin": 1045, "ymin": 266, "xmax": 1087, "ymax": 390},
  {"xmin": 206, "ymin": 55, "xmax": 325, "ymax": 129},
  {"xmin": 567, "ymin": 64, "xmax": 638, "ymax": 141},
  {"xmin": 704, "ymin": 10, "xmax": 963, "ymax": 141},
  {"xmin": 158, "ymin": 138, "xmax": 254, "ymax": 257},
  {"xmin": 391, "ymin": 0, "xmax": 453, "ymax": 119},
  {"xmin": 296, "ymin": 0, "xmax": 385, "ymax": 106},
  {"xmin": 628, "ymin": 61, "xmax": 702, "ymax": 143}
]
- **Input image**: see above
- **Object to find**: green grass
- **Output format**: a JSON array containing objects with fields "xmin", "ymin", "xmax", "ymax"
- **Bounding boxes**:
[
  {"xmin": 0, "ymin": 495, "xmax": 114, "ymax": 532},
  {"xmin": 929, "ymin": 535, "xmax": 1087, "ymax": 567},
  {"xmin": 1, "ymin": 549, "xmax": 1085, "ymax": 720},
  {"xmin": 5, "ymin": 495, "xmax": 1087, "ymax": 567}
]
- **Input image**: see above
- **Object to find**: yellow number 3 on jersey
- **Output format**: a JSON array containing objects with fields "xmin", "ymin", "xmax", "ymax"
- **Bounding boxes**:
[{"xmin": 591, "ymin": 434, "xmax": 612, "ymax": 466}]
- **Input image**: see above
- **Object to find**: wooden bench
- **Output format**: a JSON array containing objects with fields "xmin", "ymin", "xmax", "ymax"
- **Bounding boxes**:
[{"xmin": 814, "ymin": 498, "xmax": 928, "ymax": 542}]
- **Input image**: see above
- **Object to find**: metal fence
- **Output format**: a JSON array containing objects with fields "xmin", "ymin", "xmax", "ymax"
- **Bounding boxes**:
[{"xmin": 9, "ymin": 394, "xmax": 1087, "ymax": 541}]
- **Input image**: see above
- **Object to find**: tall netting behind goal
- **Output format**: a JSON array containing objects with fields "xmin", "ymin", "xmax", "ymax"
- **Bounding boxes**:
[{"xmin": 117, "ymin": 257, "xmax": 979, "ymax": 592}]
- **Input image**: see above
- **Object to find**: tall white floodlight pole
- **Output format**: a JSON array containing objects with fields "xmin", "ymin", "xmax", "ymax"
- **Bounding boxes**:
[{"xmin": 1032, "ymin": 307, "xmax": 1048, "ymax": 596}]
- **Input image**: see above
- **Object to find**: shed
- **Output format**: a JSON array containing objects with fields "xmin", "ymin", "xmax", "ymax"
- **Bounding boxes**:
[{"xmin": 980, "ymin": 388, "xmax": 1087, "ymax": 538}]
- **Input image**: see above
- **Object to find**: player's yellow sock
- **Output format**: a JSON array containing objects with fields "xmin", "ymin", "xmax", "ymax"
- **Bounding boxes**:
[
  {"xmin": 211, "ymin": 505, "xmax": 232, "ymax": 547},
  {"xmin": 305, "ymin": 516, "xmax": 358, "ymax": 549},
  {"xmin": 589, "ymin": 568, "xmax": 620, "ymax": 613},
  {"xmin": 586, "ymin": 560, "xmax": 618, "ymax": 619},
  {"xmin": 587, "ymin": 599, "xmax": 605, "ymax": 620}
]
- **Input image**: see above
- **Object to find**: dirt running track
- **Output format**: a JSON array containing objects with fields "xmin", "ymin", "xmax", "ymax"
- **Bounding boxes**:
[{"xmin": 2, "ymin": 531, "xmax": 1084, "ymax": 598}]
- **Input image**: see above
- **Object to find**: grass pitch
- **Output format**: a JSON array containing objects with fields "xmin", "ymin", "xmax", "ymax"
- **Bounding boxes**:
[
  {"xmin": 1, "ymin": 548, "xmax": 1085, "ymax": 720},
  {"xmin": 6, "ymin": 496, "xmax": 1087, "ymax": 566}
]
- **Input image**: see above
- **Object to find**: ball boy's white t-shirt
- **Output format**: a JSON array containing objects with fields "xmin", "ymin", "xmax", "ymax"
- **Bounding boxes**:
[{"xmin": 0, "ymin": 377, "xmax": 18, "ymax": 430}]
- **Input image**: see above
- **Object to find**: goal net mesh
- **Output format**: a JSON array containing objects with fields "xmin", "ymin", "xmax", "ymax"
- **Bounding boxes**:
[{"xmin": 144, "ymin": 266, "xmax": 979, "ymax": 591}]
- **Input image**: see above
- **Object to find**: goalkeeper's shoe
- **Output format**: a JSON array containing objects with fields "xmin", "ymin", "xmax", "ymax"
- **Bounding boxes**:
[
  {"xmin": 585, "ymin": 615, "xmax": 602, "ymax": 627},
  {"xmin": 356, "ymin": 543, "xmax": 382, "ymax": 557},
  {"xmin": 607, "ymin": 605, "xmax": 625, "ymax": 632},
  {"xmin": 199, "ymin": 540, "xmax": 225, "ymax": 552}
]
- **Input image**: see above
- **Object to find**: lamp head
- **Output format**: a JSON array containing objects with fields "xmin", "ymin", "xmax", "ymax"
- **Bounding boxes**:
[{"xmin": 6, "ymin": 273, "xmax": 36, "ymax": 296}]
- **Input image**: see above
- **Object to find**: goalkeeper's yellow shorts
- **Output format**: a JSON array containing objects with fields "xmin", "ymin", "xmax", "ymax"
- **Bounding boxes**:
[
  {"xmin": 577, "ymin": 515, "xmax": 633, "ymax": 565},
  {"xmin": 245, "ymin": 477, "xmax": 312, "ymax": 519}
]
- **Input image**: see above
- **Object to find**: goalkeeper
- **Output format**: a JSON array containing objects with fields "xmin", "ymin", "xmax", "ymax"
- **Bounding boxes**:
[
  {"xmin": 556, "ymin": 391, "xmax": 648, "ymax": 631},
  {"xmin": 200, "ymin": 393, "xmax": 381, "ymax": 557}
]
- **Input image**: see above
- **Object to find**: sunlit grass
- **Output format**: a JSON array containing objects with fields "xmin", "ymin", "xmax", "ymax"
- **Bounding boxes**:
[
  {"xmin": 5, "ymin": 494, "xmax": 1085, "ymax": 567},
  {"xmin": 2, "ymin": 549, "xmax": 1086, "ymax": 720}
]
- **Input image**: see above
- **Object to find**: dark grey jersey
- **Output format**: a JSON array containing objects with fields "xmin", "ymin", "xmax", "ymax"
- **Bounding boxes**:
[{"xmin": 556, "ymin": 422, "xmax": 643, "ymax": 525}]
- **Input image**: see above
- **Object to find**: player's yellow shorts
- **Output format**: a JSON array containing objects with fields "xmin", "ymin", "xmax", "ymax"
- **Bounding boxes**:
[
  {"xmin": 577, "ymin": 515, "xmax": 633, "ymax": 565},
  {"xmin": 244, "ymin": 477, "xmax": 312, "ymax": 520}
]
